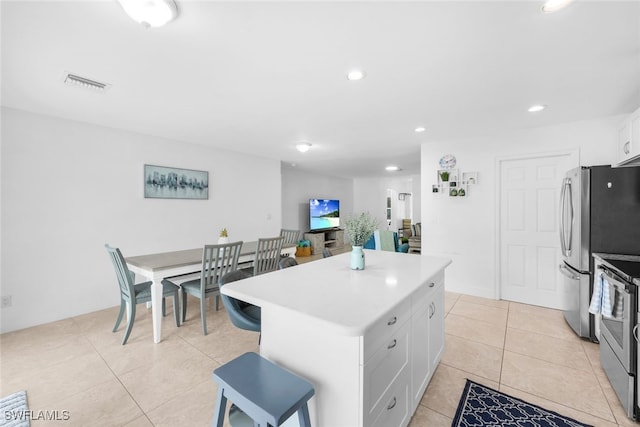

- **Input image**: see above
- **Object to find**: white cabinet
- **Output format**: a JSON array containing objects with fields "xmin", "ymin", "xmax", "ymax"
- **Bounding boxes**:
[
  {"xmin": 428, "ymin": 283, "xmax": 445, "ymax": 374},
  {"xmin": 410, "ymin": 273, "xmax": 445, "ymax": 412},
  {"xmin": 364, "ymin": 320, "xmax": 411, "ymax": 427},
  {"xmin": 616, "ymin": 107, "xmax": 640, "ymax": 167},
  {"xmin": 225, "ymin": 251, "xmax": 451, "ymax": 427}
]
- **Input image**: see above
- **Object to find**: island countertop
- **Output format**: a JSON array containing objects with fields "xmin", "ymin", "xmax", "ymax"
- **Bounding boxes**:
[{"xmin": 220, "ymin": 250, "xmax": 452, "ymax": 336}]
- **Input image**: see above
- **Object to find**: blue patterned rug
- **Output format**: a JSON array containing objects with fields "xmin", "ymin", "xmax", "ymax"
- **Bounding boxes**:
[{"xmin": 452, "ymin": 380, "xmax": 592, "ymax": 427}]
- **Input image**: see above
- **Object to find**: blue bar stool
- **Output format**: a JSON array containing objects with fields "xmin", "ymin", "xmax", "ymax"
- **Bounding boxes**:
[{"xmin": 212, "ymin": 352, "xmax": 315, "ymax": 427}]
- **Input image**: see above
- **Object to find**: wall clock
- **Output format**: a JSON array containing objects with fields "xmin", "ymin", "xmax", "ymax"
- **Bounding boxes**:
[{"xmin": 439, "ymin": 154, "xmax": 456, "ymax": 169}]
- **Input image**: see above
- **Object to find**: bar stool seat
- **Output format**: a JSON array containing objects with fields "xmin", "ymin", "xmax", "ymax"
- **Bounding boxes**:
[{"xmin": 212, "ymin": 352, "xmax": 315, "ymax": 427}]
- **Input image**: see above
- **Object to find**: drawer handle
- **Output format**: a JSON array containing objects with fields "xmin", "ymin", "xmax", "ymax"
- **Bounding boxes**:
[
  {"xmin": 429, "ymin": 282, "xmax": 435, "ymax": 288},
  {"xmin": 624, "ymin": 141, "xmax": 631, "ymax": 154},
  {"xmin": 387, "ymin": 316, "xmax": 397, "ymax": 326},
  {"xmin": 387, "ymin": 339, "xmax": 397, "ymax": 349},
  {"xmin": 387, "ymin": 397, "xmax": 397, "ymax": 410}
]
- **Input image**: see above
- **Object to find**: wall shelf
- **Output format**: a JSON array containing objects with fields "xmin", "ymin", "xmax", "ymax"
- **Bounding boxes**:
[{"xmin": 433, "ymin": 169, "xmax": 477, "ymax": 197}]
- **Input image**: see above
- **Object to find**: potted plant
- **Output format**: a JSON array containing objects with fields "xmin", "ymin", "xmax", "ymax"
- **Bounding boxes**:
[
  {"xmin": 344, "ymin": 212, "xmax": 378, "ymax": 270},
  {"xmin": 439, "ymin": 170, "xmax": 450, "ymax": 182},
  {"xmin": 218, "ymin": 228, "xmax": 229, "ymax": 244}
]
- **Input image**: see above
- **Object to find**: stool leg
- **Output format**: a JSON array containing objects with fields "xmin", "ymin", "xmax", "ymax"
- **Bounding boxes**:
[
  {"xmin": 298, "ymin": 403, "xmax": 311, "ymax": 427},
  {"xmin": 212, "ymin": 388, "xmax": 227, "ymax": 427}
]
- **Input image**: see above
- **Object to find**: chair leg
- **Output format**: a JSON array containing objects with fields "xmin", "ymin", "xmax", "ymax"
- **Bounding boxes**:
[
  {"xmin": 181, "ymin": 288, "xmax": 187, "ymax": 323},
  {"xmin": 122, "ymin": 300, "xmax": 136, "ymax": 345},
  {"xmin": 201, "ymin": 297, "xmax": 208, "ymax": 335},
  {"xmin": 298, "ymin": 403, "xmax": 312, "ymax": 427},
  {"xmin": 113, "ymin": 299, "xmax": 125, "ymax": 332},
  {"xmin": 212, "ymin": 387, "xmax": 227, "ymax": 427},
  {"xmin": 173, "ymin": 291, "xmax": 180, "ymax": 327},
  {"xmin": 215, "ymin": 295, "xmax": 219, "ymax": 311},
  {"xmin": 162, "ymin": 297, "xmax": 167, "ymax": 317}
]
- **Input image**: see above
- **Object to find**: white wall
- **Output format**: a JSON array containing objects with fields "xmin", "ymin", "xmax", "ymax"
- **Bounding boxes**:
[
  {"xmin": 421, "ymin": 115, "xmax": 623, "ymax": 298},
  {"xmin": 1, "ymin": 107, "xmax": 282, "ymax": 333},
  {"xmin": 353, "ymin": 175, "xmax": 421, "ymax": 232},
  {"xmin": 281, "ymin": 165, "xmax": 354, "ymax": 233}
]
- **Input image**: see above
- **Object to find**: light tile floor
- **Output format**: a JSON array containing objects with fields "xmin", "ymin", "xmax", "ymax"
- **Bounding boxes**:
[{"xmin": 1, "ymin": 275, "xmax": 636, "ymax": 426}]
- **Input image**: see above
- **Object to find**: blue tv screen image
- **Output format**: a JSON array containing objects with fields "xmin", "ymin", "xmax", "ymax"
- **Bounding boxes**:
[{"xmin": 309, "ymin": 199, "xmax": 340, "ymax": 230}]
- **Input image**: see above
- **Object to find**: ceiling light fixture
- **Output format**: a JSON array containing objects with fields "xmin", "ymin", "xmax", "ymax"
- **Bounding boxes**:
[
  {"xmin": 385, "ymin": 165, "xmax": 400, "ymax": 171},
  {"xmin": 542, "ymin": 0, "xmax": 574, "ymax": 13},
  {"xmin": 118, "ymin": 0, "xmax": 178, "ymax": 28},
  {"xmin": 296, "ymin": 143, "xmax": 312, "ymax": 153},
  {"xmin": 63, "ymin": 73, "xmax": 110, "ymax": 92},
  {"xmin": 528, "ymin": 104, "xmax": 546, "ymax": 112},
  {"xmin": 414, "ymin": 126, "xmax": 426, "ymax": 133},
  {"xmin": 347, "ymin": 70, "xmax": 365, "ymax": 81}
]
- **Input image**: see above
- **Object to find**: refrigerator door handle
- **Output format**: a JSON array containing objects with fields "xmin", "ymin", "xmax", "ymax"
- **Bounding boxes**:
[
  {"xmin": 559, "ymin": 263, "xmax": 580, "ymax": 281},
  {"xmin": 559, "ymin": 178, "xmax": 573, "ymax": 257}
]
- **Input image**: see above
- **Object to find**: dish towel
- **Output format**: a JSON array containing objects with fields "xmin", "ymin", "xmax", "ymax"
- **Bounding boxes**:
[
  {"xmin": 612, "ymin": 285, "xmax": 625, "ymax": 319},
  {"xmin": 589, "ymin": 272, "xmax": 613, "ymax": 318}
]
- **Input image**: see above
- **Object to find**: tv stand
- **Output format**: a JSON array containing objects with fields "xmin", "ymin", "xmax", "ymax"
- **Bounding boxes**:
[{"xmin": 304, "ymin": 229, "xmax": 344, "ymax": 254}]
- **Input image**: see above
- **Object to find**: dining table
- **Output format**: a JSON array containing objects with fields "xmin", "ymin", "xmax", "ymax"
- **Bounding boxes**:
[{"xmin": 125, "ymin": 241, "xmax": 296, "ymax": 343}]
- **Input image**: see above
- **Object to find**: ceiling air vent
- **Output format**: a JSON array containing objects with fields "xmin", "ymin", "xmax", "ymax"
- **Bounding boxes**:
[{"xmin": 63, "ymin": 73, "xmax": 111, "ymax": 93}]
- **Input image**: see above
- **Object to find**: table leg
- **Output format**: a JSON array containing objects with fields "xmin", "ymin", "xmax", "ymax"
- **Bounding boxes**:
[{"xmin": 151, "ymin": 278, "xmax": 163, "ymax": 343}]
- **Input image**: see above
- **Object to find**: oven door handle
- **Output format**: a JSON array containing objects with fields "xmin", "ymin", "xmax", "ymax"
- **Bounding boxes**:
[
  {"xmin": 598, "ymin": 266, "xmax": 632, "ymax": 293},
  {"xmin": 634, "ymin": 325, "xmax": 639, "ymax": 343}
]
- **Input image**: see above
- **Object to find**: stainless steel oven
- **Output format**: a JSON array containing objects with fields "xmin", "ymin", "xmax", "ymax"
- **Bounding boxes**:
[{"xmin": 597, "ymin": 259, "xmax": 637, "ymax": 419}]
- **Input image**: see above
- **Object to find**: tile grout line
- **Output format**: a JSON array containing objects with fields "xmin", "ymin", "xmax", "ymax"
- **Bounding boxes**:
[{"xmin": 72, "ymin": 316, "xmax": 156, "ymax": 426}]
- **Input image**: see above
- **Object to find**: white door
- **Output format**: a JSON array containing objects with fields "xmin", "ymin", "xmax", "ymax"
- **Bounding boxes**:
[{"xmin": 499, "ymin": 152, "xmax": 577, "ymax": 309}]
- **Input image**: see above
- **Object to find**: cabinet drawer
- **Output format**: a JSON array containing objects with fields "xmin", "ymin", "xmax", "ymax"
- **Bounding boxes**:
[
  {"xmin": 364, "ymin": 321, "xmax": 410, "ymax": 423},
  {"xmin": 369, "ymin": 367, "xmax": 410, "ymax": 427},
  {"xmin": 364, "ymin": 298, "xmax": 411, "ymax": 362},
  {"xmin": 413, "ymin": 272, "xmax": 444, "ymax": 312}
]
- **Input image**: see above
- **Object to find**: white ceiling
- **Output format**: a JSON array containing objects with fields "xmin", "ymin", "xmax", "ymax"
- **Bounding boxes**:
[{"xmin": 2, "ymin": 1, "xmax": 639, "ymax": 178}]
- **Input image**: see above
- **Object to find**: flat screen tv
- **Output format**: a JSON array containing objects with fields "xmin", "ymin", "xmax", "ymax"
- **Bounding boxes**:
[{"xmin": 309, "ymin": 199, "xmax": 340, "ymax": 231}]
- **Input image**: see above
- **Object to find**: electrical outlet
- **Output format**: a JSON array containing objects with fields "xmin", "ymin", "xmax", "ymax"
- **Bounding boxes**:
[{"xmin": 1, "ymin": 295, "xmax": 12, "ymax": 308}]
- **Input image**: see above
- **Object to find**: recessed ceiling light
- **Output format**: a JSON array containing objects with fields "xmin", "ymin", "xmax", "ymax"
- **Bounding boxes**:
[
  {"xmin": 296, "ymin": 143, "xmax": 312, "ymax": 153},
  {"xmin": 118, "ymin": 0, "xmax": 178, "ymax": 28},
  {"xmin": 385, "ymin": 165, "xmax": 400, "ymax": 171},
  {"xmin": 528, "ymin": 104, "xmax": 546, "ymax": 113},
  {"xmin": 414, "ymin": 126, "xmax": 426, "ymax": 133},
  {"xmin": 542, "ymin": 0, "xmax": 574, "ymax": 13},
  {"xmin": 347, "ymin": 70, "xmax": 365, "ymax": 81}
]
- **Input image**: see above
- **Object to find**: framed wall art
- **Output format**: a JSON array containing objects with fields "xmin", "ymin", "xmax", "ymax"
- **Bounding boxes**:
[{"xmin": 144, "ymin": 164, "xmax": 209, "ymax": 200}]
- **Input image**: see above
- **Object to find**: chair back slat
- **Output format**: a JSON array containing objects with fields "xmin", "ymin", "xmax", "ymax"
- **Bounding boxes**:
[
  {"xmin": 279, "ymin": 229, "xmax": 301, "ymax": 246},
  {"xmin": 200, "ymin": 241, "xmax": 243, "ymax": 296},
  {"xmin": 105, "ymin": 244, "xmax": 135, "ymax": 299},
  {"xmin": 253, "ymin": 236, "xmax": 284, "ymax": 276}
]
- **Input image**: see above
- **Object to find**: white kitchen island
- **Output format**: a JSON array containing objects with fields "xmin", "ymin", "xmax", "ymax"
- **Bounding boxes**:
[{"xmin": 220, "ymin": 250, "xmax": 451, "ymax": 427}]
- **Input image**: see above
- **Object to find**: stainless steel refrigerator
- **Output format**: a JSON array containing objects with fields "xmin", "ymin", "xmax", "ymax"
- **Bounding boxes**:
[{"xmin": 559, "ymin": 165, "xmax": 640, "ymax": 341}]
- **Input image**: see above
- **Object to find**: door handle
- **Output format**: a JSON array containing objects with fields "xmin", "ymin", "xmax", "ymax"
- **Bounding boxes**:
[
  {"xmin": 558, "ymin": 264, "xmax": 580, "ymax": 281},
  {"xmin": 559, "ymin": 178, "xmax": 573, "ymax": 257},
  {"xmin": 387, "ymin": 397, "xmax": 397, "ymax": 410},
  {"xmin": 633, "ymin": 325, "xmax": 639, "ymax": 343},
  {"xmin": 559, "ymin": 179, "xmax": 567, "ymax": 256}
]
